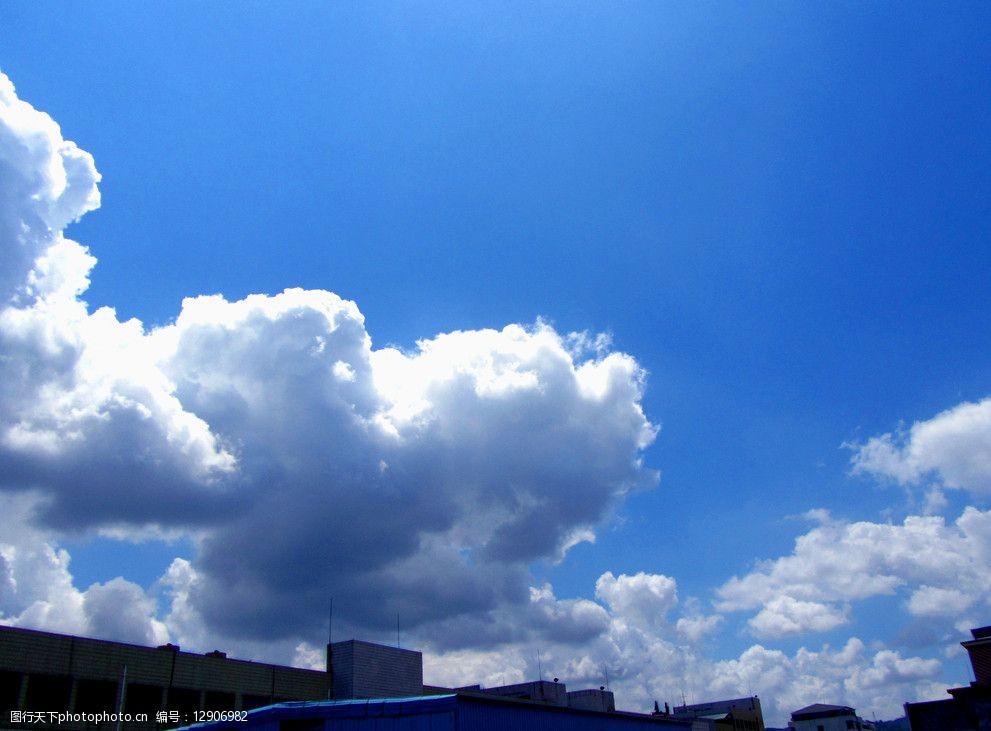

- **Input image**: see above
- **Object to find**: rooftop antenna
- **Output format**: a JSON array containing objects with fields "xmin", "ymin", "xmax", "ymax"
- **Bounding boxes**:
[
  {"xmin": 397, "ymin": 613, "xmax": 401, "ymax": 649},
  {"xmin": 116, "ymin": 664, "xmax": 127, "ymax": 731},
  {"xmin": 604, "ymin": 666, "xmax": 610, "ymax": 691},
  {"xmin": 536, "ymin": 650, "xmax": 542, "ymax": 681}
]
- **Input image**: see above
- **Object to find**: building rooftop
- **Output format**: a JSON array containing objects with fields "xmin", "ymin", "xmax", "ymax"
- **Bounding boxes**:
[
  {"xmin": 971, "ymin": 626, "xmax": 991, "ymax": 640},
  {"xmin": 791, "ymin": 703, "xmax": 856, "ymax": 719}
]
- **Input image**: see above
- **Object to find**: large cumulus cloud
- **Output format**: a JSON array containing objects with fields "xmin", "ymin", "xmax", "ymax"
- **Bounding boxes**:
[
  {"xmin": 151, "ymin": 288, "xmax": 657, "ymax": 638},
  {"xmin": 0, "ymin": 71, "xmax": 657, "ymax": 641}
]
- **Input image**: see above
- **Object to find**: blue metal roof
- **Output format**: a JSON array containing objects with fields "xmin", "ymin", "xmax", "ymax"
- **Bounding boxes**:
[
  {"xmin": 187, "ymin": 694, "xmax": 691, "ymax": 731},
  {"xmin": 252, "ymin": 695, "xmax": 458, "ymax": 718}
]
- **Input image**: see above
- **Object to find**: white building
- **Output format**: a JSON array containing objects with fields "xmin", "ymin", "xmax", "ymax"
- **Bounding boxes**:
[{"xmin": 789, "ymin": 703, "xmax": 874, "ymax": 731}]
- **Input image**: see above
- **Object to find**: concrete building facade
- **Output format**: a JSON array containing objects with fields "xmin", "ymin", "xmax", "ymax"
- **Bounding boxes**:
[{"xmin": 327, "ymin": 639, "xmax": 421, "ymax": 700}]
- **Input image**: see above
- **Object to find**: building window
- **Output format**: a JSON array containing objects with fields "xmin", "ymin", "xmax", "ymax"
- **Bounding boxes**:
[
  {"xmin": 25, "ymin": 675, "xmax": 72, "ymax": 712},
  {"xmin": 75, "ymin": 679, "xmax": 118, "ymax": 713},
  {"xmin": 0, "ymin": 672, "xmax": 23, "ymax": 711}
]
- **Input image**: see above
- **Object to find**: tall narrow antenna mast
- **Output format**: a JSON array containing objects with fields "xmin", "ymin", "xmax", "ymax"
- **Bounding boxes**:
[
  {"xmin": 397, "ymin": 613, "xmax": 401, "ymax": 649},
  {"xmin": 326, "ymin": 597, "xmax": 335, "ymax": 699},
  {"xmin": 116, "ymin": 664, "xmax": 127, "ymax": 731},
  {"xmin": 536, "ymin": 650, "xmax": 542, "ymax": 681}
]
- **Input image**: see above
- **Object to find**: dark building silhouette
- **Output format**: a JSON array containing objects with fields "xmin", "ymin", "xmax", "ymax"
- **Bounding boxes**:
[
  {"xmin": 0, "ymin": 625, "xmax": 331, "ymax": 730},
  {"xmin": 904, "ymin": 625, "xmax": 991, "ymax": 730}
]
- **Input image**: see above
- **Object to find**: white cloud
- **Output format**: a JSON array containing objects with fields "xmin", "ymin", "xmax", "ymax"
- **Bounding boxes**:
[
  {"xmin": 528, "ymin": 583, "xmax": 611, "ymax": 643},
  {"xmin": 155, "ymin": 296, "xmax": 658, "ymax": 639},
  {"xmin": 716, "ymin": 507, "xmax": 991, "ymax": 634},
  {"xmin": 0, "ymin": 494, "xmax": 166, "ymax": 645},
  {"xmin": 595, "ymin": 571, "xmax": 678, "ymax": 630},
  {"xmin": 674, "ymin": 602, "xmax": 722, "ymax": 643},
  {"xmin": 707, "ymin": 639, "xmax": 946, "ymax": 724},
  {"xmin": 0, "ymin": 74, "xmax": 235, "ymax": 533},
  {"xmin": 84, "ymin": 578, "xmax": 169, "ymax": 646},
  {"xmin": 422, "ymin": 573, "xmax": 947, "ymax": 726},
  {"xmin": 0, "ymin": 71, "xmax": 659, "ymax": 643},
  {"xmin": 0, "ymin": 72, "xmax": 100, "ymax": 305},
  {"xmin": 906, "ymin": 585, "xmax": 974, "ymax": 618},
  {"xmin": 851, "ymin": 397, "xmax": 991, "ymax": 494},
  {"xmin": 848, "ymin": 649, "xmax": 941, "ymax": 691},
  {"xmin": 423, "ymin": 645, "xmax": 529, "ymax": 690},
  {"xmin": 747, "ymin": 597, "xmax": 849, "ymax": 638}
]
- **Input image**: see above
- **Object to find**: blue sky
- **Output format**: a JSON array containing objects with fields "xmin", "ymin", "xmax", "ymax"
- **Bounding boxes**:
[{"xmin": 1, "ymin": 2, "xmax": 989, "ymax": 724}]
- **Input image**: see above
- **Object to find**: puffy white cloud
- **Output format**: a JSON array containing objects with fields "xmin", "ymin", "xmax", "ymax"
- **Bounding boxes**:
[
  {"xmin": 422, "ymin": 571, "xmax": 691, "ymax": 700},
  {"xmin": 155, "ymin": 297, "xmax": 657, "ymax": 639},
  {"xmin": 674, "ymin": 602, "xmax": 722, "ymax": 643},
  {"xmin": 84, "ymin": 578, "xmax": 169, "ymax": 647},
  {"xmin": 528, "ymin": 583, "xmax": 611, "ymax": 643},
  {"xmin": 850, "ymin": 397, "xmax": 991, "ymax": 494},
  {"xmin": 716, "ymin": 507, "xmax": 991, "ymax": 634},
  {"xmin": 906, "ymin": 585, "xmax": 975, "ymax": 618},
  {"xmin": 0, "ymin": 73, "xmax": 100, "ymax": 305},
  {"xmin": 0, "ymin": 71, "xmax": 658, "ymax": 643},
  {"xmin": 0, "ymin": 74, "xmax": 235, "ymax": 532},
  {"xmin": 0, "ymin": 494, "xmax": 166, "ymax": 645},
  {"xmin": 705, "ymin": 639, "xmax": 946, "ymax": 724},
  {"xmin": 848, "ymin": 648, "xmax": 941, "ymax": 691},
  {"xmin": 421, "ymin": 572, "xmax": 947, "ymax": 726},
  {"xmin": 595, "ymin": 571, "xmax": 678, "ymax": 630},
  {"xmin": 423, "ymin": 645, "xmax": 530, "ymax": 690},
  {"xmin": 746, "ymin": 597, "xmax": 849, "ymax": 638}
]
